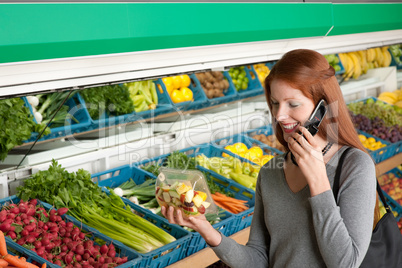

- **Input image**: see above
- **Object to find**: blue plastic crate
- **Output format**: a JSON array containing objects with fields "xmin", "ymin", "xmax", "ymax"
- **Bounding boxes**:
[
  {"xmin": 92, "ymin": 164, "xmax": 156, "ymax": 188},
  {"xmin": 378, "ymin": 167, "xmax": 402, "ymax": 208},
  {"xmin": 5, "ymin": 236, "xmax": 50, "ymax": 267},
  {"xmin": 357, "ymin": 130, "xmax": 394, "ymax": 164},
  {"xmin": 78, "ymin": 82, "xmax": 174, "ymax": 130},
  {"xmin": 232, "ymin": 65, "xmax": 264, "ymax": 99},
  {"xmin": 192, "ymin": 71, "xmax": 238, "ymax": 107},
  {"xmin": 212, "ymin": 133, "xmax": 283, "ymax": 157},
  {"xmin": 0, "ymin": 195, "xmax": 143, "ymax": 268},
  {"xmin": 348, "ymin": 97, "xmax": 402, "ymax": 161},
  {"xmin": 155, "ymin": 74, "xmax": 209, "ymax": 112},
  {"xmin": 24, "ymin": 93, "xmax": 92, "ymax": 142}
]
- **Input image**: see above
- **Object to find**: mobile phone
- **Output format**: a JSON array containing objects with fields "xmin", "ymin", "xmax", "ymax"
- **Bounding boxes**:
[
  {"xmin": 290, "ymin": 99, "xmax": 327, "ymax": 166},
  {"xmin": 302, "ymin": 99, "xmax": 327, "ymax": 136}
]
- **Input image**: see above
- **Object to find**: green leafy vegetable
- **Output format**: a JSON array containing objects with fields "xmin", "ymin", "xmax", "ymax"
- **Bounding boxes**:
[
  {"xmin": 80, "ymin": 85, "xmax": 134, "ymax": 119},
  {"xmin": 0, "ymin": 98, "xmax": 49, "ymax": 161}
]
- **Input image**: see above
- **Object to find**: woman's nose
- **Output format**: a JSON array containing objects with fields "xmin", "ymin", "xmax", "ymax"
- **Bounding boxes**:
[{"xmin": 274, "ymin": 105, "xmax": 289, "ymax": 121}]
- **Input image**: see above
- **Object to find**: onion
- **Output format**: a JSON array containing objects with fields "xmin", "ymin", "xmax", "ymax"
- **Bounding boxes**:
[
  {"xmin": 129, "ymin": 196, "xmax": 139, "ymax": 205},
  {"xmin": 27, "ymin": 96, "xmax": 39, "ymax": 107},
  {"xmin": 34, "ymin": 112, "xmax": 43, "ymax": 124},
  {"xmin": 113, "ymin": 188, "xmax": 123, "ymax": 197}
]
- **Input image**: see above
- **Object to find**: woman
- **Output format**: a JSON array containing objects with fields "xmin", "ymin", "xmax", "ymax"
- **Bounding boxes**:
[{"xmin": 162, "ymin": 49, "xmax": 379, "ymax": 268}]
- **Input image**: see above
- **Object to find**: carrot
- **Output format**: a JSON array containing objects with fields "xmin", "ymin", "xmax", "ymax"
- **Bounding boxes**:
[
  {"xmin": 0, "ymin": 258, "xmax": 8, "ymax": 266},
  {"xmin": 0, "ymin": 231, "xmax": 8, "ymax": 256},
  {"xmin": 212, "ymin": 193, "xmax": 249, "ymax": 214},
  {"xmin": 2, "ymin": 254, "xmax": 36, "ymax": 268},
  {"xmin": 41, "ymin": 264, "xmax": 46, "ymax": 268}
]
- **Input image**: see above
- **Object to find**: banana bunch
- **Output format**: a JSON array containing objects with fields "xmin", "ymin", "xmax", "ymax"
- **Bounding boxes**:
[
  {"xmin": 366, "ymin": 46, "xmax": 392, "ymax": 69},
  {"xmin": 339, "ymin": 46, "xmax": 392, "ymax": 81},
  {"xmin": 378, "ymin": 89, "xmax": 402, "ymax": 108},
  {"xmin": 339, "ymin": 51, "xmax": 364, "ymax": 81}
]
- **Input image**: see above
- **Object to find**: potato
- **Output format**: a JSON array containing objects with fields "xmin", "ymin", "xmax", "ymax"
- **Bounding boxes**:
[
  {"xmin": 205, "ymin": 72, "xmax": 214, "ymax": 82},
  {"xmin": 213, "ymin": 82, "xmax": 222, "ymax": 89},
  {"xmin": 205, "ymin": 82, "xmax": 213, "ymax": 89},
  {"xmin": 212, "ymin": 71, "xmax": 224, "ymax": 80},
  {"xmin": 206, "ymin": 89, "xmax": 215, "ymax": 99},
  {"xmin": 213, "ymin": 88, "xmax": 221, "ymax": 97},
  {"xmin": 222, "ymin": 79, "xmax": 230, "ymax": 89}
]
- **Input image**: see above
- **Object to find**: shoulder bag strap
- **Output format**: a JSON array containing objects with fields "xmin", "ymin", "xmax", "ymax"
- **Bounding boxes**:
[
  {"xmin": 332, "ymin": 147, "xmax": 353, "ymax": 202},
  {"xmin": 332, "ymin": 147, "xmax": 390, "ymax": 211}
]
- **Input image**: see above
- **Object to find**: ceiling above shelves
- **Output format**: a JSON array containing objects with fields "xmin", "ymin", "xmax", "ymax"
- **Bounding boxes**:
[{"xmin": 0, "ymin": 2, "xmax": 401, "ymax": 98}]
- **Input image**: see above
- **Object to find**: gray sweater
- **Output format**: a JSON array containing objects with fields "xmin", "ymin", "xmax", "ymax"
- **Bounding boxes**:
[{"xmin": 212, "ymin": 146, "xmax": 376, "ymax": 268}]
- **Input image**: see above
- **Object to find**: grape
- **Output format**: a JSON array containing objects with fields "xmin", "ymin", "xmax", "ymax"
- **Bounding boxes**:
[{"xmin": 349, "ymin": 111, "xmax": 401, "ymax": 143}]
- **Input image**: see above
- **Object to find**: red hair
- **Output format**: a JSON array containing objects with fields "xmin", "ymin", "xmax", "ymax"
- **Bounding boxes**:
[{"xmin": 264, "ymin": 49, "xmax": 379, "ymax": 225}]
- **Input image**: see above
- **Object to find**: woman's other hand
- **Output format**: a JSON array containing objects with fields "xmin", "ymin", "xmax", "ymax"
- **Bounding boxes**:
[{"xmin": 161, "ymin": 205, "xmax": 222, "ymax": 247}]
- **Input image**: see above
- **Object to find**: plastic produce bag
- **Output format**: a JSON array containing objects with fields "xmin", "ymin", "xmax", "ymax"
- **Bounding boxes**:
[{"xmin": 156, "ymin": 168, "xmax": 219, "ymax": 217}]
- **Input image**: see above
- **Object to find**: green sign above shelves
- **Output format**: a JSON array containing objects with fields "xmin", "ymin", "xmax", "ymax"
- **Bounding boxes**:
[{"xmin": 0, "ymin": 3, "xmax": 401, "ymax": 64}]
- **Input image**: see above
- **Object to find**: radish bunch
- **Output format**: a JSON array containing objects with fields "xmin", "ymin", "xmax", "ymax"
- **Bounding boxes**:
[{"xmin": 0, "ymin": 199, "xmax": 128, "ymax": 267}]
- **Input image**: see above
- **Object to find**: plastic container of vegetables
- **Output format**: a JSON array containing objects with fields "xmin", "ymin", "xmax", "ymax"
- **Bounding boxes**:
[
  {"xmin": 155, "ymin": 168, "xmax": 219, "ymax": 218},
  {"xmin": 0, "ymin": 195, "xmax": 143, "ymax": 268}
]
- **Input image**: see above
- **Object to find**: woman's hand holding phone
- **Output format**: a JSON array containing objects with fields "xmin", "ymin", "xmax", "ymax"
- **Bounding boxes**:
[{"xmin": 288, "ymin": 126, "xmax": 330, "ymax": 197}]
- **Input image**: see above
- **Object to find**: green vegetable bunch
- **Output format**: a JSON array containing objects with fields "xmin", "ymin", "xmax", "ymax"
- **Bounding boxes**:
[
  {"xmin": 35, "ymin": 91, "xmax": 79, "ymax": 127},
  {"xmin": 0, "ymin": 98, "xmax": 49, "ymax": 162},
  {"xmin": 80, "ymin": 85, "xmax": 134, "ymax": 120}
]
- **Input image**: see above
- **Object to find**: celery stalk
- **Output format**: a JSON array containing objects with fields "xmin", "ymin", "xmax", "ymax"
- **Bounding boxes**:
[{"xmin": 111, "ymin": 203, "xmax": 176, "ymax": 245}]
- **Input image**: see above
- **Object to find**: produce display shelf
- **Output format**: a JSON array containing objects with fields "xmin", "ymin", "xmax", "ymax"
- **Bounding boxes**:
[{"xmin": 0, "ymin": 195, "xmax": 143, "ymax": 268}]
